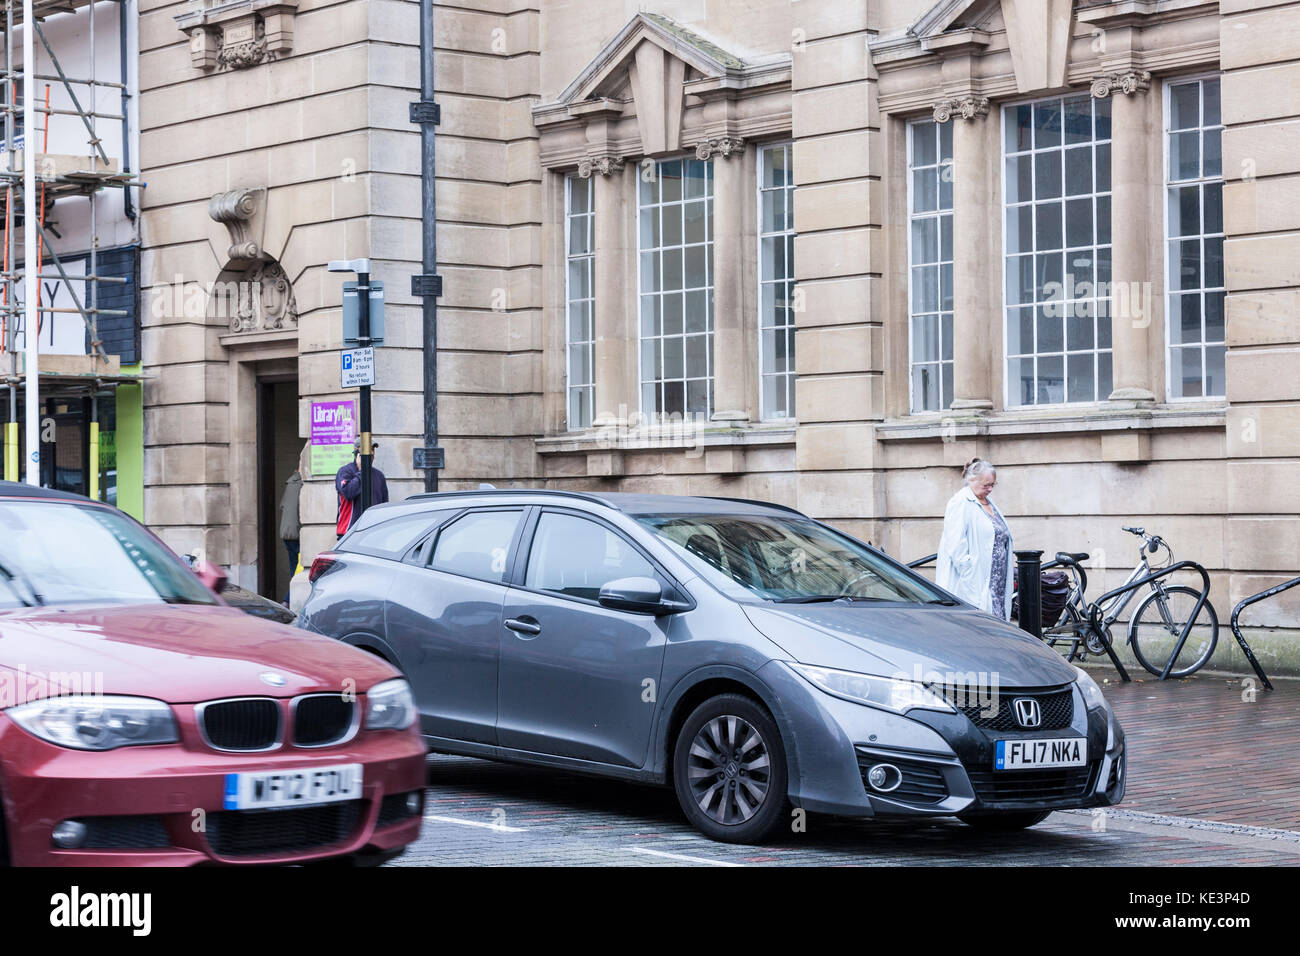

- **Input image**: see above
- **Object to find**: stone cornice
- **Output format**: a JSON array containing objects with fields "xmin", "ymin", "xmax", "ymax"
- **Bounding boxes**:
[
  {"xmin": 537, "ymin": 105, "xmax": 790, "ymax": 172},
  {"xmin": 875, "ymin": 36, "xmax": 1217, "ymax": 116}
]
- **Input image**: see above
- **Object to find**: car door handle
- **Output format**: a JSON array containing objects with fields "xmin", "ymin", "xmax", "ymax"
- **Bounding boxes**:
[{"xmin": 505, "ymin": 617, "xmax": 541, "ymax": 636}]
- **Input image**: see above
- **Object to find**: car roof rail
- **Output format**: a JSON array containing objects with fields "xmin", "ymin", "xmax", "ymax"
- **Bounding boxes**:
[{"xmin": 404, "ymin": 488, "xmax": 616, "ymax": 509}]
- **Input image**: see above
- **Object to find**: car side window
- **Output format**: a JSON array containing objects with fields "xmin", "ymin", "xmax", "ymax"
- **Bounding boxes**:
[
  {"xmin": 428, "ymin": 510, "xmax": 523, "ymax": 583},
  {"xmin": 525, "ymin": 512, "xmax": 658, "ymax": 602},
  {"xmin": 342, "ymin": 512, "xmax": 448, "ymax": 559}
]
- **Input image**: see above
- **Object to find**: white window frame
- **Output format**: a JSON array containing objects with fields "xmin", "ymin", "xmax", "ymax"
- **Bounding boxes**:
[
  {"xmin": 635, "ymin": 156, "xmax": 715, "ymax": 421},
  {"xmin": 564, "ymin": 174, "xmax": 595, "ymax": 430},
  {"xmin": 757, "ymin": 141, "xmax": 796, "ymax": 422},
  {"xmin": 1162, "ymin": 72, "xmax": 1225, "ymax": 403},
  {"xmin": 1000, "ymin": 91, "xmax": 1114, "ymax": 409},
  {"xmin": 906, "ymin": 118, "xmax": 954, "ymax": 414}
]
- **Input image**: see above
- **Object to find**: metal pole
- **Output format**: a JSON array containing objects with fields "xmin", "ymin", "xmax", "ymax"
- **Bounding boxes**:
[
  {"xmin": 89, "ymin": 393, "xmax": 98, "ymax": 500},
  {"xmin": 357, "ymin": 268, "xmax": 372, "ymax": 517},
  {"xmin": 22, "ymin": 0, "xmax": 38, "ymax": 485},
  {"xmin": 419, "ymin": 0, "xmax": 438, "ymax": 493},
  {"xmin": 1014, "ymin": 550, "xmax": 1044, "ymax": 639},
  {"xmin": 119, "ymin": 0, "xmax": 133, "ymax": 221}
]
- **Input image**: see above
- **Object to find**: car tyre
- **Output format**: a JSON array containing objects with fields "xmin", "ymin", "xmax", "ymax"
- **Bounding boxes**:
[
  {"xmin": 959, "ymin": 810, "xmax": 1051, "ymax": 830},
  {"xmin": 672, "ymin": 693, "xmax": 788, "ymax": 844}
]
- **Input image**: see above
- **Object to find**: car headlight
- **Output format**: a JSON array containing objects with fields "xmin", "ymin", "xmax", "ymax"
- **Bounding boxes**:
[
  {"xmin": 6, "ymin": 695, "xmax": 178, "ymax": 750},
  {"xmin": 364, "ymin": 678, "xmax": 416, "ymax": 730},
  {"xmin": 1073, "ymin": 666, "xmax": 1110, "ymax": 712},
  {"xmin": 789, "ymin": 663, "xmax": 954, "ymax": 714}
]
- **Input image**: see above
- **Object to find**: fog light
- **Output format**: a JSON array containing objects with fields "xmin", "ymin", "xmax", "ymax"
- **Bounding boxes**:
[
  {"xmin": 51, "ymin": 820, "xmax": 88, "ymax": 849},
  {"xmin": 867, "ymin": 763, "xmax": 902, "ymax": 793},
  {"xmin": 405, "ymin": 792, "xmax": 422, "ymax": 814}
]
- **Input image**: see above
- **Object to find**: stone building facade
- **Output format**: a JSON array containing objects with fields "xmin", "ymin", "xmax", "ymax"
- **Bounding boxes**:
[{"xmin": 138, "ymin": 0, "xmax": 1300, "ymax": 656}]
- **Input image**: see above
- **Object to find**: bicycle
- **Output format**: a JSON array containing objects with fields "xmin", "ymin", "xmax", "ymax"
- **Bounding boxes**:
[{"xmin": 1041, "ymin": 525, "xmax": 1219, "ymax": 678}]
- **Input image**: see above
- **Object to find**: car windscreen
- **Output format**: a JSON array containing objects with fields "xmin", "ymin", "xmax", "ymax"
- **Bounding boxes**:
[
  {"xmin": 0, "ymin": 499, "xmax": 218, "ymax": 609},
  {"xmin": 635, "ymin": 513, "xmax": 947, "ymax": 604}
]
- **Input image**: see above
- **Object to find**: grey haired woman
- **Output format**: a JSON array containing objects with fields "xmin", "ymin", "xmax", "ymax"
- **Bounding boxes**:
[{"xmin": 935, "ymin": 458, "xmax": 1014, "ymax": 620}]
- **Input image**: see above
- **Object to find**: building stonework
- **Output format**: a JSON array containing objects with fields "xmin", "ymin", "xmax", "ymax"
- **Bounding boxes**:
[{"xmin": 138, "ymin": 0, "xmax": 1300, "ymax": 639}]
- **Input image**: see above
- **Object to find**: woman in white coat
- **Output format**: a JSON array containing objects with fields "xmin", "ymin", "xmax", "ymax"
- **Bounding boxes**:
[{"xmin": 936, "ymin": 458, "xmax": 1014, "ymax": 620}]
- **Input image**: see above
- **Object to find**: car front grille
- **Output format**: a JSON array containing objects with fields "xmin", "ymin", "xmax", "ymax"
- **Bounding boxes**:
[
  {"xmin": 856, "ymin": 751, "xmax": 949, "ymax": 804},
  {"xmin": 967, "ymin": 765, "xmax": 1096, "ymax": 803},
  {"xmin": 73, "ymin": 816, "xmax": 172, "ymax": 849},
  {"xmin": 198, "ymin": 698, "xmax": 282, "ymax": 751},
  {"xmin": 205, "ymin": 801, "xmax": 362, "ymax": 858},
  {"xmin": 951, "ymin": 685, "xmax": 1075, "ymax": 732},
  {"xmin": 293, "ymin": 694, "xmax": 355, "ymax": 747}
]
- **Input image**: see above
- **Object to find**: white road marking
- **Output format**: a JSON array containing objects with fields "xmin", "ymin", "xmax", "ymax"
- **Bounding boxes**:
[
  {"xmin": 424, "ymin": 813, "xmax": 527, "ymax": 833},
  {"xmin": 624, "ymin": 846, "xmax": 743, "ymax": 867}
]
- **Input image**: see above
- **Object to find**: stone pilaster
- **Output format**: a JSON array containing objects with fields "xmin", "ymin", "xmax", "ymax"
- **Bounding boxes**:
[
  {"xmin": 938, "ymin": 95, "xmax": 994, "ymax": 411},
  {"xmin": 1094, "ymin": 70, "xmax": 1157, "ymax": 403},
  {"xmin": 589, "ymin": 158, "xmax": 634, "ymax": 425},
  {"xmin": 708, "ymin": 140, "xmax": 750, "ymax": 423}
]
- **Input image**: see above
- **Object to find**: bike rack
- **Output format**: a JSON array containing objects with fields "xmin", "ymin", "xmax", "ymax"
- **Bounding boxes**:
[
  {"xmin": 1087, "ymin": 561, "xmax": 1212, "ymax": 682},
  {"xmin": 1228, "ymin": 576, "xmax": 1299, "ymax": 692}
]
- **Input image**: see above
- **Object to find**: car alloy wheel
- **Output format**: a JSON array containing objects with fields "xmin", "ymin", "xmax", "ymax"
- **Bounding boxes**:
[
  {"xmin": 673, "ymin": 694, "xmax": 787, "ymax": 843},
  {"xmin": 688, "ymin": 715, "xmax": 771, "ymax": 824}
]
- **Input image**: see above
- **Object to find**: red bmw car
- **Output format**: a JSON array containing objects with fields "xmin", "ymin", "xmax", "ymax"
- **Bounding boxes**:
[{"xmin": 0, "ymin": 481, "xmax": 426, "ymax": 866}]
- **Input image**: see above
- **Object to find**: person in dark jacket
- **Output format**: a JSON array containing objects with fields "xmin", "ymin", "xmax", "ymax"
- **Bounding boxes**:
[
  {"xmin": 277, "ymin": 450, "xmax": 305, "ymax": 603},
  {"xmin": 335, "ymin": 439, "xmax": 389, "ymax": 538}
]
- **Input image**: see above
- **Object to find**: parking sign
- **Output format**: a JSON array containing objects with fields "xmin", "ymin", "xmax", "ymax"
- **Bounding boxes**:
[{"xmin": 341, "ymin": 347, "xmax": 375, "ymax": 388}]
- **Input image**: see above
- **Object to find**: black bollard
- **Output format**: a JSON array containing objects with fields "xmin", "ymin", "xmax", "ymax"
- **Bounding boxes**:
[{"xmin": 1014, "ymin": 550, "xmax": 1044, "ymax": 638}]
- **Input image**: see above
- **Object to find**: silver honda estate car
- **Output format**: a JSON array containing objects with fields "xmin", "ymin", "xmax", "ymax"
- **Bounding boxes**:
[{"xmin": 300, "ymin": 490, "xmax": 1125, "ymax": 843}]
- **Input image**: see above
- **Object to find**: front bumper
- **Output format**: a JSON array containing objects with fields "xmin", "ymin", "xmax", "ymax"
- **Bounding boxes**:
[
  {"xmin": 759, "ymin": 661, "xmax": 1126, "ymax": 819},
  {"xmin": 0, "ymin": 717, "xmax": 427, "ymax": 866}
]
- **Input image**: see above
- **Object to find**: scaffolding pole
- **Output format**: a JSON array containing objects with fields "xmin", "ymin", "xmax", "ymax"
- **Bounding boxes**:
[
  {"xmin": 22, "ymin": 0, "xmax": 35, "ymax": 485},
  {"xmin": 0, "ymin": 0, "xmax": 136, "ymax": 490}
]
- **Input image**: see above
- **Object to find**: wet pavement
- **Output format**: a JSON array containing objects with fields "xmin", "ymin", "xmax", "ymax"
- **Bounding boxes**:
[{"xmin": 394, "ymin": 673, "xmax": 1300, "ymax": 865}]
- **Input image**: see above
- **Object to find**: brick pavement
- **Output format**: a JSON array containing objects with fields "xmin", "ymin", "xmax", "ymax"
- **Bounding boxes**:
[{"xmin": 1086, "ymin": 672, "xmax": 1300, "ymax": 831}]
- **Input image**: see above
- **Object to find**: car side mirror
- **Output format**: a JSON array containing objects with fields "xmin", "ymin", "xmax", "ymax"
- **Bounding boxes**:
[
  {"xmin": 598, "ymin": 576, "xmax": 679, "ymax": 616},
  {"xmin": 193, "ymin": 559, "xmax": 228, "ymax": 595}
]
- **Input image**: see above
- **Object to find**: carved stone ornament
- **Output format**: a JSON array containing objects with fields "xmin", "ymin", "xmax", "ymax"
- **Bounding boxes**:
[
  {"xmin": 932, "ymin": 96, "xmax": 990, "ymax": 123},
  {"xmin": 224, "ymin": 260, "xmax": 298, "ymax": 334},
  {"xmin": 1090, "ymin": 70, "xmax": 1152, "ymax": 99},
  {"xmin": 176, "ymin": 2, "xmax": 297, "ymax": 73},
  {"xmin": 577, "ymin": 155, "xmax": 625, "ymax": 178},
  {"xmin": 209, "ymin": 187, "xmax": 267, "ymax": 262},
  {"xmin": 694, "ymin": 137, "xmax": 745, "ymax": 160}
]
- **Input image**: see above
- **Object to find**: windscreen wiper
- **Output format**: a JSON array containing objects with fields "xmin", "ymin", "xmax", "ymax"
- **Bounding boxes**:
[
  {"xmin": 0, "ymin": 558, "xmax": 44, "ymax": 607},
  {"xmin": 775, "ymin": 595, "xmax": 894, "ymax": 604}
]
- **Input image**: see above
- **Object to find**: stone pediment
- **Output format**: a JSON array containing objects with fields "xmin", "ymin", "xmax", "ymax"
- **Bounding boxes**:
[
  {"xmin": 555, "ymin": 13, "xmax": 747, "ymax": 107},
  {"xmin": 875, "ymin": 0, "xmax": 1079, "ymax": 94},
  {"xmin": 534, "ymin": 13, "xmax": 792, "ymax": 167}
]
